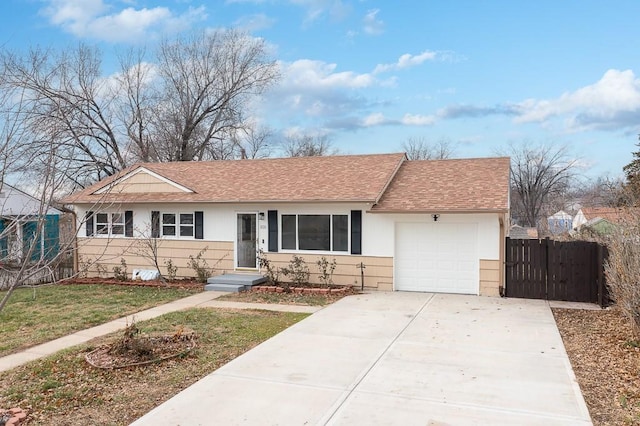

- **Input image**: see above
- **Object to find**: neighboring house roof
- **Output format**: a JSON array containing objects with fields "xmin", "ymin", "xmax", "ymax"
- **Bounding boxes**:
[
  {"xmin": 572, "ymin": 217, "xmax": 618, "ymax": 236},
  {"xmin": 0, "ymin": 183, "xmax": 62, "ymax": 216},
  {"xmin": 62, "ymin": 153, "xmax": 407, "ymax": 204},
  {"xmin": 370, "ymin": 157, "xmax": 510, "ymax": 213},
  {"xmin": 509, "ymin": 225, "xmax": 539, "ymax": 239},
  {"xmin": 62, "ymin": 154, "xmax": 511, "ymax": 214},
  {"xmin": 578, "ymin": 207, "xmax": 633, "ymax": 225},
  {"xmin": 548, "ymin": 210, "xmax": 572, "ymax": 220}
]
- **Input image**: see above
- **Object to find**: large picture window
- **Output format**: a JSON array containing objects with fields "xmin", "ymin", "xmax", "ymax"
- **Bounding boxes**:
[{"xmin": 281, "ymin": 214, "xmax": 348, "ymax": 252}]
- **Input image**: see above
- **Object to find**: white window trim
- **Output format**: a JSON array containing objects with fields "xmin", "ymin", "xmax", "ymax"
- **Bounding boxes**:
[
  {"xmin": 93, "ymin": 212, "xmax": 125, "ymax": 237},
  {"xmin": 160, "ymin": 212, "xmax": 196, "ymax": 239},
  {"xmin": 280, "ymin": 213, "xmax": 350, "ymax": 253}
]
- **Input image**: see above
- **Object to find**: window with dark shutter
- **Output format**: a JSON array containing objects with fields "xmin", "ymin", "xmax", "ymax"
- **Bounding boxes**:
[
  {"xmin": 268, "ymin": 210, "xmax": 278, "ymax": 252},
  {"xmin": 125, "ymin": 211, "xmax": 134, "ymax": 237},
  {"xmin": 151, "ymin": 211, "xmax": 160, "ymax": 238},
  {"xmin": 350, "ymin": 210, "xmax": 362, "ymax": 255},
  {"xmin": 195, "ymin": 211, "xmax": 204, "ymax": 239},
  {"xmin": 85, "ymin": 211, "xmax": 94, "ymax": 237}
]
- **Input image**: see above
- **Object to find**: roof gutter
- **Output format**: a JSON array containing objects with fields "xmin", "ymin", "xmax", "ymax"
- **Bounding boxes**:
[{"xmin": 367, "ymin": 208, "xmax": 510, "ymax": 214}]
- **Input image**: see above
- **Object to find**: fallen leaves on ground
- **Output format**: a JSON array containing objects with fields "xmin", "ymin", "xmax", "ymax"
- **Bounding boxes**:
[{"xmin": 554, "ymin": 307, "xmax": 640, "ymax": 425}]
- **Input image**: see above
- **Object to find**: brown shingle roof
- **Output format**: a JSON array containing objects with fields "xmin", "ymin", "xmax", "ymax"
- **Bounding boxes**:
[
  {"xmin": 580, "ymin": 207, "xmax": 636, "ymax": 225},
  {"xmin": 63, "ymin": 153, "xmax": 406, "ymax": 204},
  {"xmin": 371, "ymin": 157, "xmax": 510, "ymax": 213}
]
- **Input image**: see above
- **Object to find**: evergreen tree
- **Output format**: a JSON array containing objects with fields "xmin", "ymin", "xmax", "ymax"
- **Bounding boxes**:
[{"xmin": 623, "ymin": 138, "xmax": 640, "ymax": 203}]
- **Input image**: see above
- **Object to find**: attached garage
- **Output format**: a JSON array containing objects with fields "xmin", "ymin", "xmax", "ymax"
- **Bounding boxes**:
[{"xmin": 394, "ymin": 222, "xmax": 479, "ymax": 294}]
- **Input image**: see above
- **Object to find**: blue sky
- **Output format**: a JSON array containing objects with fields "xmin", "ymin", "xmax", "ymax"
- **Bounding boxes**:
[{"xmin": 2, "ymin": 0, "xmax": 639, "ymax": 179}]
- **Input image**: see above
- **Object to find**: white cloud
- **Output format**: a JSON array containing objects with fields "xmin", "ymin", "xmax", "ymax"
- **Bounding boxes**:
[
  {"xmin": 515, "ymin": 69, "xmax": 640, "ymax": 131},
  {"xmin": 283, "ymin": 59, "xmax": 375, "ymax": 89},
  {"xmin": 261, "ymin": 59, "xmax": 385, "ymax": 131},
  {"xmin": 362, "ymin": 112, "xmax": 387, "ymax": 126},
  {"xmin": 233, "ymin": 13, "xmax": 276, "ymax": 32},
  {"xmin": 289, "ymin": 0, "xmax": 351, "ymax": 24},
  {"xmin": 401, "ymin": 113, "xmax": 436, "ymax": 126},
  {"xmin": 373, "ymin": 50, "xmax": 439, "ymax": 74},
  {"xmin": 263, "ymin": 58, "xmax": 439, "ymax": 132},
  {"xmin": 41, "ymin": 0, "xmax": 206, "ymax": 43},
  {"xmin": 363, "ymin": 9, "xmax": 384, "ymax": 35}
]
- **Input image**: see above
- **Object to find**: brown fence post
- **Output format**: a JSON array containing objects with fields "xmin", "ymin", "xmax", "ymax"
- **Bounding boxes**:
[{"xmin": 544, "ymin": 237, "xmax": 550, "ymax": 300}]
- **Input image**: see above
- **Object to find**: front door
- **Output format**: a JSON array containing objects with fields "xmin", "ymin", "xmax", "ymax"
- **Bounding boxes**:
[{"xmin": 236, "ymin": 213, "xmax": 257, "ymax": 268}]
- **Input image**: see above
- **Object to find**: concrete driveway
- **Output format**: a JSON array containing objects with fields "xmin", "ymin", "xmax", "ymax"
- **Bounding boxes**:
[{"xmin": 131, "ymin": 292, "xmax": 592, "ymax": 425}]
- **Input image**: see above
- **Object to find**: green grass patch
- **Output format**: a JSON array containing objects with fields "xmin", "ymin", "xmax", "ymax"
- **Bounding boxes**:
[
  {"xmin": 0, "ymin": 284, "xmax": 200, "ymax": 357},
  {"xmin": 0, "ymin": 308, "xmax": 307, "ymax": 425}
]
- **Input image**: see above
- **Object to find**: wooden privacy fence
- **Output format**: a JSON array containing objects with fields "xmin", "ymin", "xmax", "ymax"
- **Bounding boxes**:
[{"xmin": 505, "ymin": 238, "xmax": 608, "ymax": 306}]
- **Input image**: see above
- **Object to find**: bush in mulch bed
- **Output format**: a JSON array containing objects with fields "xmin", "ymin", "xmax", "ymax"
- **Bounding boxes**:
[
  {"xmin": 251, "ymin": 285, "xmax": 353, "ymax": 295},
  {"xmin": 58, "ymin": 277, "xmax": 203, "ymax": 290},
  {"xmin": 85, "ymin": 322, "xmax": 197, "ymax": 370}
]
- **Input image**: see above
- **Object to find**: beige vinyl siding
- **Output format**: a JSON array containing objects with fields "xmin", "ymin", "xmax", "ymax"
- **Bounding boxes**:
[
  {"xmin": 114, "ymin": 172, "xmax": 186, "ymax": 193},
  {"xmin": 261, "ymin": 252, "xmax": 393, "ymax": 290},
  {"xmin": 479, "ymin": 259, "xmax": 501, "ymax": 297},
  {"xmin": 77, "ymin": 237, "xmax": 233, "ymax": 279}
]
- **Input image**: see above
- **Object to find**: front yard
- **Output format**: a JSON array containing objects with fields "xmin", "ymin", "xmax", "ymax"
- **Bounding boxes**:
[
  {"xmin": 0, "ymin": 307, "xmax": 307, "ymax": 425},
  {"xmin": 0, "ymin": 284, "xmax": 200, "ymax": 357},
  {"xmin": 554, "ymin": 307, "xmax": 640, "ymax": 425},
  {"xmin": 9, "ymin": 283, "xmax": 634, "ymax": 425}
]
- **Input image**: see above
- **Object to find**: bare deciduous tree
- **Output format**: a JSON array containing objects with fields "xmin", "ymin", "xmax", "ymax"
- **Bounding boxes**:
[
  {"xmin": 508, "ymin": 143, "xmax": 577, "ymax": 228},
  {"xmin": 281, "ymin": 134, "xmax": 337, "ymax": 157},
  {"xmin": 0, "ymin": 151, "xmax": 75, "ymax": 313},
  {"xmin": 0, "ymin": 29, "xmax": 280, "ymax": 188},
  {"xmin": 604, "ymin": 212, "xmax": 640, "ymax": 340},
  {"xmin": 234, "ymin": 126, "xmax": 273, "ymax": 159},
  {"xmin": 401, "ymin": 137, "xmax": 454, "ymax": 160},
  {"xmin": 153, "ymin": 30, "xmax": 279, "ymax": 162},
  {"xmin": 115, "ymin": 48, "xmax": 158, "ymax": 163},
  {"xmin": 1, "ymin": 44, "xmax": 128, "ymax": 186}
]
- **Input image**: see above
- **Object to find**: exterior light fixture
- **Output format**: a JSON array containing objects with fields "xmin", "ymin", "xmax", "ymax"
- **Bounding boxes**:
[{"xmin": 432, "ymin": 214, "xmax": 440, "ymax": 222}]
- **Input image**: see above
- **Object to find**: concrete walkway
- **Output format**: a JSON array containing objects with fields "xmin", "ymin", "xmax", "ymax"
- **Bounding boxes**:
[
  {"xmin": 132, "ymin": 292, "xmax": 592, "ymax": 426},
  {"xmin": 0, "ymin": 291, "xmax": 320, "ymax": 373}
]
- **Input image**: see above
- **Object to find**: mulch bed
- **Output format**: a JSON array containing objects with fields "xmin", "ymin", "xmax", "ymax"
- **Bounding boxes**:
[
  {"xmin": 553, "ymin": 307, "xmax": 640, "ymax": 425},
  {"xmin": 251, "ymin": 285, "xmax": 352, "ymax": 295},
  {"xmin": 86, "ymin": 332, "xmax": 197, "ymax": 370}
]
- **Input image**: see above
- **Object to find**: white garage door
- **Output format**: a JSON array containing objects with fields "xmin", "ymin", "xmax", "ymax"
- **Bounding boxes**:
[{"xmin": 395, "ymin": 222, "xmax": 479, "ymax": 294}]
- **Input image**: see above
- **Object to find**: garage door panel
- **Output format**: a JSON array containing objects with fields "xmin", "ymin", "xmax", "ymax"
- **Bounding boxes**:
[{"xmin": 395, "ymin": 222, "xmax": 478, "ymax": 294}]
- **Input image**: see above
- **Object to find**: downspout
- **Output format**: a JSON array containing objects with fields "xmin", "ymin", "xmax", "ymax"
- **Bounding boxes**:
[
  {"xmin": 70, "ymin": 209, "xmax": 79, "ymax": 277},
  {"xmin": 499, "ymin": 215, "xmax": 506, "ymax": 297}
]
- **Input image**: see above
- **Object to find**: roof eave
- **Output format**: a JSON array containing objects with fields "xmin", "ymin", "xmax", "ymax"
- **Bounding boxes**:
[
  {"xmin": 368, "ymin": 208, "xmax": 510, "ymax": 214},
  {"xmin": 64, "ymin": 198, "xmax": 378, "ymax": 205}
]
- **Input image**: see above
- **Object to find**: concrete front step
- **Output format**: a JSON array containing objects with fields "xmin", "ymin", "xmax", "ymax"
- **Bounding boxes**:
[
  {"xmin": 204, "ymin": 283, "xmax": 247, "ymax": 293},
  {"xmin": 204, "ymin": 273, "xmax": 267, "ymax": 292}
]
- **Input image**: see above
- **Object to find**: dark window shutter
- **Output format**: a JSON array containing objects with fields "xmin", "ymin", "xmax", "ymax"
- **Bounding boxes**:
[
  {"xmin": 268, "ymin": 210, "xmax": 278, "ymax": 252},
  {"xmin": 350, "ymin": 210, "xmax": 362, "ymax": 255},
  {"xmin": 85, "ymin": 211, "xmax": 94, "ymax": 237},
  {"xmin": 151, "ymin": 211, "xmax": 160, "ymax": 238},
  {"xmin": 195, "ymin": 211, "xmax": 204, "ymax": 240},
  {"xmin": 125, "ymin": 210, "xmax": 133, "ymax": 237}
]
